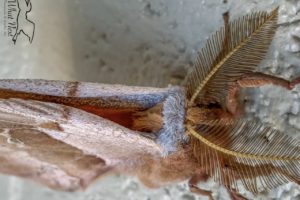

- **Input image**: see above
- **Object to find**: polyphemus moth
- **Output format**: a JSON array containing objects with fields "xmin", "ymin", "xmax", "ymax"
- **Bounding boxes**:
[{"xmin": 0, "ymin": 7, "xmax": 299, "ymax": 200}]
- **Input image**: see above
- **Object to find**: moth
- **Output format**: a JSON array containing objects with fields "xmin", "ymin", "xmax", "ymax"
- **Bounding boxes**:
[{"xmin": 0, "ymin": 7, "xmax": 299, "ymax": 200}]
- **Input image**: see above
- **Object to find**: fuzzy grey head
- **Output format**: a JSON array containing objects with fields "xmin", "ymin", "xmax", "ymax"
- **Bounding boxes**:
[{"xmin": 156, "ymin": 86, "xmax": 187, "ymax": 155}]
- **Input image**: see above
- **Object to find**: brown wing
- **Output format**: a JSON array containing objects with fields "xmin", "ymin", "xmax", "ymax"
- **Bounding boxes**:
[
  {"xmin": 0, "ymin": 97, "xmax": 163, "ymax": 191},
  {"xmin": 0, "ymin": 79, "xmax": 187, "ymax": 190},
  {"xmin": 0, "ymin": 79, "xmax": 186, "ymax": 153},
  {"xmin": 0, "ymin": 79, "xmax": 169, "ymax": 129}
]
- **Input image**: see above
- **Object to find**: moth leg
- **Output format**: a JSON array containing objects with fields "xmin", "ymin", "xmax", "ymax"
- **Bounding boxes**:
[
  {"xmin": 227, "ymin": 72, "xmax": 300, "ymax": 115},
  {"xmin": 228, "ymin": 189, "xmax": 248, "ymax": 200},
  {"xmin": 187, "ymin": 107, "xmax": 234, "ymax": 125},
  {"xmin": 189, "ymin": 173, "xmax": 247, "ymax": 200},
  {"xmin": 189, "ymin": 173, "xmax": 213, "ymax": 200}
]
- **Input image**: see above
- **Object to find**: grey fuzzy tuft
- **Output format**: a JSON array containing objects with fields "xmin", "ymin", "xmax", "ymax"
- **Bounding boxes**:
[{"xmin": 156, "ymin": 87, "xmax": 186, "ymax": 155}]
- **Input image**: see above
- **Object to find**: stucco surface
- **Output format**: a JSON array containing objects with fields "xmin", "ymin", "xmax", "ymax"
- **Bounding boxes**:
[{"xmin": 0, "ymin": 0, "xmax": 300, "ymax": 199}]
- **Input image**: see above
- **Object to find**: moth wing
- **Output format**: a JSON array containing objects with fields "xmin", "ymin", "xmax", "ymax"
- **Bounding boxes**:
[{"xmin": 0, "ymin": 98, "xmax": 163, "ymax": 191}]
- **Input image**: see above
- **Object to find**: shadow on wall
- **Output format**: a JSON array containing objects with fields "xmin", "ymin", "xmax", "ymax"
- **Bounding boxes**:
[{"xmin": 65, "ymin": 0, "xmax": 226, "ymax": 87}]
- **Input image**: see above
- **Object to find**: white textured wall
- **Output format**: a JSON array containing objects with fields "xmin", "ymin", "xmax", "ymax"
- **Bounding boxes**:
[{"xmin": 0, "ymin": 0, "xmax": 300, "ymax": 199}]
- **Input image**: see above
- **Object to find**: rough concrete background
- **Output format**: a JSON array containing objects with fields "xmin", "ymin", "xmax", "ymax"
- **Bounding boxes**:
[{"xmin": 0, "ymin": 0, "xmax": 300, "ymax": 199}]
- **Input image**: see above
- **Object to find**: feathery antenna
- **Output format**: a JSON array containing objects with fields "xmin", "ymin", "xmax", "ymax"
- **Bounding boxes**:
[
  {"xmin": 187, "ymin": 120, "xmax": 300, "ymax": 193},
  {"xmin": 185, "ymin": 8, "xmax": 279, "ymax": 106}
]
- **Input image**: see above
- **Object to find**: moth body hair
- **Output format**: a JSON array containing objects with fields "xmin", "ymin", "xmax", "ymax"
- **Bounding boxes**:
[{"xmin": 157, "ymin": 87, "xmax": 186, "ymax": 154}]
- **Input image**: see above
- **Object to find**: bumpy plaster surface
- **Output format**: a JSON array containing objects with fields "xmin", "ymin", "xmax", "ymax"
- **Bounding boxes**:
[{"xmin": 0, "ymin": 0, "xmax": 299, "ymax": 199}]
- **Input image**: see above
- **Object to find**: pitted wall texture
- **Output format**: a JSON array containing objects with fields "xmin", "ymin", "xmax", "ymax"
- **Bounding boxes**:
[{"xmin": 0, "ymin": 0, "xmax": 299, "ymax": 199}]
